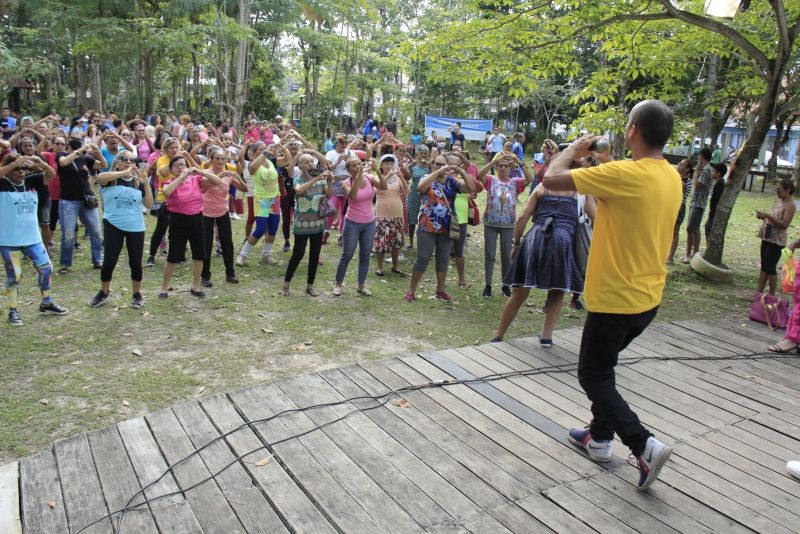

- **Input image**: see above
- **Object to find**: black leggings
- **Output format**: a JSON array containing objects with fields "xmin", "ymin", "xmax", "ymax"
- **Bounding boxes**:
[
  {"xmin": 49, "ymin": 200, "xmax": 59, "ymax": 233},
  {"xmin": 148, "ymin": 206, "xmax": 170, "ymax": 257},
  {"xmin": 760, "ymin": 240, "xmax": 783, "ymax": 276},
  {"xmin": 284, "ymin": 232, "xmax": 323, "ymax": 285},
  {"xmin": 281, "ymin": 187, "xmax": 296, "ymax": 242},
  {"xmin": 202, "ymin": 214, "xmax": 235, "ymax": 279},
  {"xmin": 101, "ymin": 220, "xmax": 145, "ymax": 283}
]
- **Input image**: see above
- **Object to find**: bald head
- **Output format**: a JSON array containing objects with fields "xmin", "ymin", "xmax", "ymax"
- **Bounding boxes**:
[{"xmin": 629, "ymin": 100, "xmax": 673, "ymax": 149}]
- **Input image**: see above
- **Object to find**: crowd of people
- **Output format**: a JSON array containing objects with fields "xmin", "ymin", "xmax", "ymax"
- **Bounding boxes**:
[{"xmin": 0, "ymin": 107, "xmax": 591, "ymax": 321}]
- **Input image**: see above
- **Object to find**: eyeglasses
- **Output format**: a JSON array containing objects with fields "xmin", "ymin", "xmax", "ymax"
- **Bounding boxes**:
[{"xmin": 118, "ymin": 156, "xmax": 133, "ymax": 162}]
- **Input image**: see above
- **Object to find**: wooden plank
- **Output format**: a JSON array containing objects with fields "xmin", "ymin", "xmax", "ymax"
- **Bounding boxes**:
[
  {"xmin": 278, "ymin": 371, "xmax": 458, "ymax": 528},
  {"xmin": 199, "ymin": 394, "xmax": 336, "ymax": 534},
  {"xmin": 18, "ymin": 449, "xmax": 69, "ymax": 534},
  {"xmin": 666, "ymin": 453, "xmax": 799, "ymax": 531},
  {"xmin": 117, "ymin": 417, "xmax": 203, "ymax": 534},
  {"xmin": 658, "ymin": 466, "xmax": 792, "ymax": 534},
  {"xmin": 514, "ymin": 492, "xmax": 595, "ymax": 533},
  {"xmin": 543, "ymin": 484, "xmax": 638, "ymax": 534},
  {"xmin": 400, "ymin": 354, "xmax": 602, "ymax": 483},
  {"xmin": 564, "ymin": 478, "xmax": 679, "ymax": 534},
  {"xmin": 228, "ymin": 383, "xmax": 391, "ymax": 533},
  {"xmin": 359, "ymin": 359, "xmax": 556, "ymax": 493},
  {"xmin": 86, "ymin": 427, "xmax": 158, "ymax": 534},
  {"xmin": 734, "ymin": 418, "xmax": 800, "ymax": 451},
  {"xmin": 582, "ymin": 471, "xmax": 724, "ymax": 534},
  {"xmin": 322, "ymin": 366, "xmax": 531, "ymax": 510},
  {"xmin": 171, "ymin": 401, "xmax": 289, "ymax": 534},
  {"xmin": 680, "ymin": 433, "xmax": 800, "ymax": 498},
  {"xmin": 53, "ymin": 434, "xmax": 111, "ymax": 534},
  {"xmin": 460, "ymin": 511, "xmax": 514, "ymax": 533},
  {"xmin": 671, "ymin": 441, "xmax": 800, "ymax": 518},
  {"xmin": 145, "ymin": 408, "xmax": 248, "ymax": 534},
  {"xmin": 321, "ymin": 365, "xmax": 529, "ymax": 512},
  {"xmin": 0, "ymin": 462, "xmax": 21, "ymax": 534},
  {"xmin": 718, "ymin": 425, "xmax": 799, "ymax": 463},
  {"xmin": 485, "ymin": 501, "xmax": 554, "ymax": 533}
]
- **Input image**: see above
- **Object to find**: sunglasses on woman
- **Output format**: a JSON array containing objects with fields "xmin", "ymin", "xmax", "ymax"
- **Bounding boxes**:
[{"xmin": 118, "ymin": 156, "xmax": 133, "ymax": 162}]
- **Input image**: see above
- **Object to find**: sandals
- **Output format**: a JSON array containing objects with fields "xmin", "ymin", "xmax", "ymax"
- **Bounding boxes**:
[
  {"xmin": 768, "ymin": 340, "xmax": 799, "ymax": 353},
  {"xmin": 375, "ymin": 270, "xmax": 385, "ymax": 276},
  {"xmin": 281, "ymin": 282, "xmax": 290, "ymax": 297},
  {"xmin": 306, "ymin": 286, "xmax": 320, "ymax": 297},
  {"xmin": 391, "ymin": 268, "xmax": 406, "ymax": 276},
  {"xmin": 458, "ymin": 281, "xmax": 471, "ymax": 289}
]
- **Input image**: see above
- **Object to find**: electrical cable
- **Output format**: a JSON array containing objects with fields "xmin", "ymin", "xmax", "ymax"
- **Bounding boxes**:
[{"xmin": 71, "ymin": 349, "xmax": 797, "ymax": 534}]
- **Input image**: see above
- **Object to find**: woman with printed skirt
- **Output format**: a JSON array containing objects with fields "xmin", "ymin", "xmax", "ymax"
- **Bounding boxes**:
[
  {"xmin": 283, "ymin": 155, "xmax": 333, "ymax": 296},
  {"xmin": 405, "ymin": 145, "xmax": 430, "ymax": 250},
  {"xmin": 492, "ymin": 183, "xmax": 595, "ymax": 347},
  {"xmin": 372, "ymin": 154, "xmax": 408, "ymax": 276},
  {"xmin": 89, "ymin": 151, "xmax": 153, "ymax": 308},
  {"xmin": 236, "ymin": 149, "xmax": 282, "ymax": 266},
  {"xmin": 0, "ymin": 154, "xmax": 67, "ymax": 325},
  {"xmin": 201, "ymin": 147, "xmax": 247, "ymax": 286},
  {"xmin": 333, "ymin": 158, "xmax": 387, "ymax": 296},
  {"xmin": 159, "ymin": 156, "xmax": 223, "ymax": 298}
]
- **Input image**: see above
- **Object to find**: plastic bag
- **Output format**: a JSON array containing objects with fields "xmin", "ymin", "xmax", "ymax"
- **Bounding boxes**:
[{"xmin": 780, "ymin": 248, "xmax": 795, "ymax": 293}]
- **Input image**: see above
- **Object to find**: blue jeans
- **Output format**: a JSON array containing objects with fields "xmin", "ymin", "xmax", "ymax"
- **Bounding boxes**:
[
  {"xmin": 59, "ymin": 200, "xmax": 102, "ymax": 267},
  {"xmin": 335, "ymin": 219, "xmax": 376, "ymax": 285}
]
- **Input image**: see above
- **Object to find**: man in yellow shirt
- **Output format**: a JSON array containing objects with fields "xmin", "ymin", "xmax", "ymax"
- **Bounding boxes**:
[{"xmin": 544, "ymin": 100, "xmax": 681, "ymax": 491}]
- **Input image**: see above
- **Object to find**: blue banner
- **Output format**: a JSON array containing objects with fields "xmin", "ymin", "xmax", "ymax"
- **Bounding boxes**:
[{"xmin": 424, "ymin": 115, "xmax": 493, "ymax": 142}]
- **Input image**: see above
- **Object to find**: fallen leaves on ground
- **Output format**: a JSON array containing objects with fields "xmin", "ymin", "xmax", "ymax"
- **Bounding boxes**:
[
  {"xmin": 392, "ymin": 399, "xmax": 411, "ymax": 408},
  {"xmin": 255, "ymin": 455, "xmax": 273, "ymax": 467}
]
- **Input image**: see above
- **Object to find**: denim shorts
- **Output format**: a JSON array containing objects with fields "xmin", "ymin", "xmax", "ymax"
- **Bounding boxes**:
[{"xmin": 686, "ymin": 206, "xmax": 705, "ymax": 233}]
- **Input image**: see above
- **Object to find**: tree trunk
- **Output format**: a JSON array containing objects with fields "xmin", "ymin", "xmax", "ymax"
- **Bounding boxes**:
[
  {"xmin": 703, "ymin": 73, "xmax": 782, "ymax": 266},
  {"xmin": 75, "ymin": 55, "xmax": 86, "ymax": 111},
  {"xmin": 144, "ymin": 51, "xmax": 154, "ymax": 115},
  {"xmin": 768, "ymin": 120, "xmax": 784, "ymax": 183},
  {"xmin": 793, "ymin": 136, "xmax": 800, "ymax": 187},
  {"xmin": 92, "ymin": 61, "xmax": 103, "ymax": 113},
  {"xmin": 232, "ymin": 0, "xmax": 251, "ymax": 131},
  {"xmin": 699, "ymin": 55, "xmax": 719, "ymax": 145}
]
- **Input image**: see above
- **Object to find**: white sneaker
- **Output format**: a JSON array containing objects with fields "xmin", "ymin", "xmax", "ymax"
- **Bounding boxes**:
[
  {"xmin": 788, "ymin": 461, "xmax": 800, "ymax": 480},
  {"xmin": 230, "ymin": 213, "xmax": 241, "ymax": 220},
  {"xmin": 261, "ymin": 255, "xmax": 278, "ymax": 265},
  {"xmin": 398, "ymin": 253, "xmax": 406, "ymax": 262},
  {"xmin": 236, "ymin": 255, "xmax": 246, "ymax": 266},
  {"xmin": 568, "ymin": 428, "xmax": 613, "ymax": 462},
  {"xmin": 637, "ymin": 436, "xmax": 673, "ymax": 491}
]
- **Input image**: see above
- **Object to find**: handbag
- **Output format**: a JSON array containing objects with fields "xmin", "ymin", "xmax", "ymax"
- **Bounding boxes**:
[
  {"xmin": 467, "ymin": 196, "xmax": 481, "ymax": 226},
  {"xmin": 749, "ymin": 292, "xmax": 789, "ymax": 330},
  {"xmin": 318, "ymin": 196, "xmax": 336, "ymax": 218},
  {"xmin": 574, "ymin": 195, "xmax": 592, "ymax": 277},
  {"xmin": 83, "ymin": 193, "xmax": 99, "ymax": 209},
  {"xmin": 447, "ymin": 197, "xmax": 461, "ymax": 240}
]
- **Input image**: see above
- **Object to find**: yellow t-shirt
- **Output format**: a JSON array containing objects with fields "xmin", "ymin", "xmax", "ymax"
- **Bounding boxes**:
[
  {"xmin": 571, "ymin": 158, "xmax": 681, "ymax": 314},
  {"xmin": 155, "ymin": 154, "xmax": 173, "ymax": 202}
]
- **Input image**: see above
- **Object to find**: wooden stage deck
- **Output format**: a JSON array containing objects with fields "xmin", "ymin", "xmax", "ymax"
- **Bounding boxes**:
[{"xmin": 8, "ymin": 318, "xmax": 800, "ymax": 533}]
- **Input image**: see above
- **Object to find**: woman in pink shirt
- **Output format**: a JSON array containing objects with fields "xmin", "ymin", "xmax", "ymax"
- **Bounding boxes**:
[
  {"xmin": 160, "ymin": 156, "xmax": 222, "ymax": 299},
  {"xmin": 201, "ymin": 146, "xmax": 247, "ymax": 287},
  {"xmin": 333, "ymin": 158, "xmax": 387, "ymax": 296},
  {"xmin": 372, "ymin": 154, "xmax": 408, "ymax": 276}
]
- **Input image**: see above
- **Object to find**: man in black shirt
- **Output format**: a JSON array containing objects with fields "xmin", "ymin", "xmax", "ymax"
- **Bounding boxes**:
[
  {"xmin": 56, "ymin": 137, "xmax": 106, "ymax": 273},
  {"xmin": 0, "ymin": 154, "xmax": 68, "ymax": 325},
  {"xmin": 704, "ymin": 162, "xmax": 727, "ymax": 243}
]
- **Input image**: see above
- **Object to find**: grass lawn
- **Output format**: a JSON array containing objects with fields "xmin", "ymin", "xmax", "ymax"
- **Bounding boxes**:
[{"xmin": 0, "ymin": 182, "xmax": 782, "ymax": 463}]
